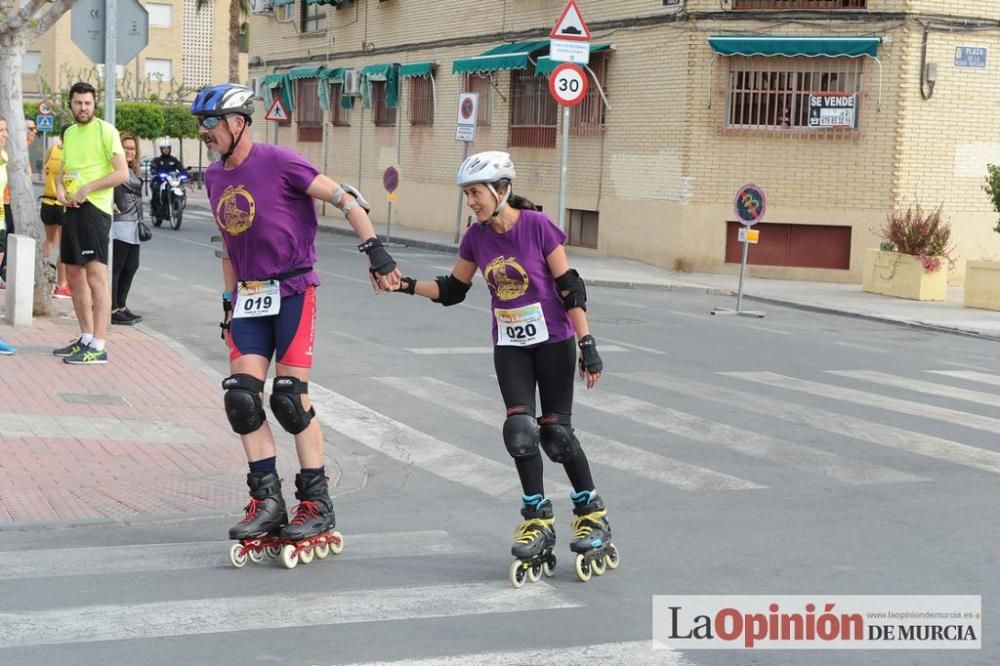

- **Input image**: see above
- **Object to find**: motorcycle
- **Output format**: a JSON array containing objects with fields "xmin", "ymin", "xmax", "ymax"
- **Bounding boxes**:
[{"xmin": 151, "ymin": 169, "xmax": 189, "ymax": 230}]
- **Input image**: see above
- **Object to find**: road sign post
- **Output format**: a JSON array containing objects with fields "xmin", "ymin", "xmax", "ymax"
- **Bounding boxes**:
[
  {"xmin": 454, "ymin": 92, "xmax": 478, "ymax": 243},
  {"xmin": 383, "ymin": 166, "xmax": 400, "ymax": 245},
  {"xmin": 712, "ymin": 184, "xmax": 767, "ymax": 318}
]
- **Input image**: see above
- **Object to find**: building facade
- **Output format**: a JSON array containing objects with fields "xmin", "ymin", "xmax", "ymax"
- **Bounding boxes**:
[{"xmin": 245, "ymin": 0, "xmax": 1000, "ymax": 283}]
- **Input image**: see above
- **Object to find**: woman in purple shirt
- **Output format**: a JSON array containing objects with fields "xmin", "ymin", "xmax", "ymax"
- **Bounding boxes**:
[{"xmin": 392, "ymin": 151, "xmax": 617, "ymax": 586}]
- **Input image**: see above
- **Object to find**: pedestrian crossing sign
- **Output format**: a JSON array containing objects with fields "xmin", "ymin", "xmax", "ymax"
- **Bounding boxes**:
[
  {"xmin": 36, "ymin": 114, "xmax": 54, "ymax": 132},
  {"xmin": 265, "ymin": 97, "xmax": 289, "ymax": 122}
]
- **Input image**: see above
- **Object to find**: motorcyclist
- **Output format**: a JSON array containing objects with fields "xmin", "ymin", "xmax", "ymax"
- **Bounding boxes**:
[{"xmin": 150, "ymin": 139, "xmax": 186, "ymax": 217}]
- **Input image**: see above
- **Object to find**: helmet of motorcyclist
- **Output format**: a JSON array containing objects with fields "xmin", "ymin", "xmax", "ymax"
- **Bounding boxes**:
[{"xmin": 159, "ymin": 138, "xmax": 172, "ymax": 156}]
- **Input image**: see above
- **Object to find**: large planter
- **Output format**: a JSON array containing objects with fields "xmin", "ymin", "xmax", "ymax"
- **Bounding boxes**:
[
  {"xmin": 964, "ymin": 260, "xmax": 1000, "ymax": 311},
  {"xmin": 861, "ymin": 249, "xmax": 947, "ymax": 301}
]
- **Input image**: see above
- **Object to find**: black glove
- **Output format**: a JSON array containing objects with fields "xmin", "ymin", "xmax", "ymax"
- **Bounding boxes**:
[
  {"xmin": 220, "ymin": 296, "xmax": 232, "ymax": 340},
  {"xmin": 578, "ymin": 335, "xmax": 603, "ymax": 374},
  {"xmin": 396, "ymin": 277, "xmax": 416, "ymax": 295},
  {"xmin": 358, "ymin": 237, "xmax": 397, "ymax": 276}
]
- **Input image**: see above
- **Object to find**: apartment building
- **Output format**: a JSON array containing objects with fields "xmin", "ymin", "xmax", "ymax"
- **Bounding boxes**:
[{"xmin": 246, "ymin": 0, "xmax": 1000, "ymax": 282}]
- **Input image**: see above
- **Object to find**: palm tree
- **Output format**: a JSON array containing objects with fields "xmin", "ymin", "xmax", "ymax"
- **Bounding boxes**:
[{"xmin": 194, "ymin": 0, "xmax": 251, "ymax": 83}]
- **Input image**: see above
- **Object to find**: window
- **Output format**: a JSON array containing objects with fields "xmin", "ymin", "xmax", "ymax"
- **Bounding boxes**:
[
  {"xmin": 147, "ymin": 2, "xmax": 172, "ymax": 28},
  {"xmin": 145, "ymin": 58, "xmax": 172, "ymax": 82},
  {"xmin": 725, "ymin": 55, "xmax": 864, "ymax": 135},
  {"xmin": 509, "ymin": 69, "xmax": 557, "ymax": 148},
  {"xmin": 296, "ymin": 79, "xmax": 323, "ymax": 142},
  {"xmin": 568, "ymin": 209, "xmax": 599, "ymax": 249},
  {"xmin": 463, "ymin": 74, "xmax": 492, "ymax": 126},
  {"xmin": 372, "ymin": 81, "xmax": 396, "ymax": 127},
  {"xmin": 23, "ymin": 51, "xmax": 41, "ymax": 74},
  {"xmin": 300, "ymin": 0, "xmax": 324, "ymax": 33},
  {"xmin": 409, "ymin": 76, "xmax": 433, "ymax": 126},
  {"xmin": 330, "ymin": 83, "xmax": 350, "ymax": 126},
  {"xmin": 571, "ymin": 53, "xmax": 608, "ymax": 136},
  {"xmin": 733, "ymin": 0, "xmax": 865, "ymax": 8}
]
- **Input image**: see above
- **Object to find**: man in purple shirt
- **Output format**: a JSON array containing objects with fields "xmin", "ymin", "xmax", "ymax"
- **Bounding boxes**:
[{"xmin": 192, "ymin": 83, "xmax": 400, "ymax": 568}]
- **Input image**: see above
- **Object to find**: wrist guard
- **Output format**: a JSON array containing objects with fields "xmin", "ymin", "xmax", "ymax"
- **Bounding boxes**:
[
  {"xmin": 578, "ymin": 335, "xmax": 603, "ymax": 374},
  {"xmin": 359, "ymin": 237, "xmax": 397, "ymax": 275}
]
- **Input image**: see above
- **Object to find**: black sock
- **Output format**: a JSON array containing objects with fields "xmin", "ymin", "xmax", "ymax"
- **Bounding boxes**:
[
  {"xmin": 248, "ymin": 456, "xmax": 277, "ymax": 475},
  {"xmin": 301, "ymin": 466, "xmax": 325, "ymax": 477}
]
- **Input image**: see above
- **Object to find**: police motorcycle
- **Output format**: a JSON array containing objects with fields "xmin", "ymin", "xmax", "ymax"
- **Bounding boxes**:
[{"xmin": 151, "ymin": 169, "xmax": 190, "ymax": 230}]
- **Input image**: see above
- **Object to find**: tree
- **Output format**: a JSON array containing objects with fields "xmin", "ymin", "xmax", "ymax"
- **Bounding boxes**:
[
  {"xmin": 161, "ymin": 104, "xmax": 198, "ymax": 164},
  {"xmin": 0, "ymin": 0, "xmax": 75, "ymax": 315},
  {"xmin": 116, "ymin": 102, "xmax": 166, "ymax": 142},
  {"xmin": 194, "ymin": 0, "xmax": 251, "ymax": 84}
]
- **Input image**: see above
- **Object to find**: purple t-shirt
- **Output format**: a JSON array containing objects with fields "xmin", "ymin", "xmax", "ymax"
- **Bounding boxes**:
[
  {"xmin": 459, "ymin": 209, "xmax": 575, "ymax": 346},
  {"xmin": 205, "ymin": 143, "xmax": 321, "ymax": 297}
]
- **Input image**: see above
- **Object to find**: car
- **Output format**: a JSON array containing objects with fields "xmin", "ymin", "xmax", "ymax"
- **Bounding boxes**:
[{"xmin": 140, "ymin": 156, "xmax": 155, "ymax": 181}]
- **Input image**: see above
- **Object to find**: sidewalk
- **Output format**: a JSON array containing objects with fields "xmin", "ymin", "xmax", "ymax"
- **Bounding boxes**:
[{"xmin": 0, "ymin": 300, "xmax": 342, "ymax": 528}]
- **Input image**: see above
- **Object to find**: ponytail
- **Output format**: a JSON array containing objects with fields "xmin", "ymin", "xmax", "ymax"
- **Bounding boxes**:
[{"xmin": 507, "ymin": 194, "xmax": 539, "ymax": 211}]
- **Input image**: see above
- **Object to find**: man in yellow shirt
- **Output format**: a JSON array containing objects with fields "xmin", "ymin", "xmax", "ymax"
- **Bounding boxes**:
[{"xmin": 54, "ymin": 82, "xmax": 129, "ymax": 365}]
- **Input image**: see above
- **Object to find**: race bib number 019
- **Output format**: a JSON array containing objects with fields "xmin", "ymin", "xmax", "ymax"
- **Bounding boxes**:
[
  {"xmin": 495, "ymin": 302, "xmax": 549, "ymax": 347},
  {"xmin": 234, "ymin": 280, "xmax": 281, "ymax": 319}
]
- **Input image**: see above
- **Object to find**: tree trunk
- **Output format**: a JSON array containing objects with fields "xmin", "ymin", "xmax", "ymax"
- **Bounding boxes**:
[
  {"xmin": 229, "ymin": 0, "xmax": 241, "ymax": 83},
  {"xmin": 0, "ymin": 45, "xmax": 52, "ymax": 317}
]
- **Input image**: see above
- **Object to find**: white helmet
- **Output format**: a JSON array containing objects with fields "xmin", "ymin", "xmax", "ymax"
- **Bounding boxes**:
[
  {"xmin": 159, "ymin": 139, "xmax": 171, "ymax": 148},
  {"xmin": 457, "ymin": 151, "xmax": 516, "ymax": 220}
]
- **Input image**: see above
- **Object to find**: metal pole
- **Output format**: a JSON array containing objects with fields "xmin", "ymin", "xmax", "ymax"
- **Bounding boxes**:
[
  {"xmin": 387, "ymin": 80, "xmax": 402, "ymax": 245},
  {"xmin": 736, "ymin": 234, "xmax": 749, "ymax": 312},
  {"xmin": 104, "ymin": 0, "xmax": 117, "ymax": 316},
  {"xmin": 453, "ymin": 140, "xmax": 470, "ymax": 243},
  {"xmin": 557, "ymin": 104, "xmax": 569, "ymax": 231}
]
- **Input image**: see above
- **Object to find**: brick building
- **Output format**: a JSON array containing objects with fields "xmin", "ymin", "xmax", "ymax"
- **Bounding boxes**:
[{"xmin": 246, "ymin": 0, "xmax": 1000, "ymax": 283}]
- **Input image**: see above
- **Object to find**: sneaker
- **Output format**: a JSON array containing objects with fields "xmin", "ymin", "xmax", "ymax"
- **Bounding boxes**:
[
  {"xmin": 53, "ymin": 337, "xmax": 85, "ymax": 357},
  {"xmin": 121, "ymin": 308, "xmax": 143, "ymax": 323},
  {"xmin": 0, "ymin": 339, "xmax": 15, "ymax": 355},
  {"xmin": 63, "ymin": 344, "xmax": 108, "ymax": 365},
  {"xmin": 53, "ymin": 285, "xmax": 72, "ymax": 299},
  {"xmin": 111, "ymin": 311, "xmax": 134, "ymax": 326}
]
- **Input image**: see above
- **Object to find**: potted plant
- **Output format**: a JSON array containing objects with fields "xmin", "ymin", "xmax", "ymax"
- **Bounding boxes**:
[
  {"xmin": 862, "ymin": 202, "xmax": 954, "ymax": 301},
  {"xmin": 964, "ymin": 164, "xmax": 1000, "ymax": 310}
]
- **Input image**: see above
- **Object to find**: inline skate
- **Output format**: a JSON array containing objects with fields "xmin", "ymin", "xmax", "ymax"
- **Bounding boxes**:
[
  {"xmin": 277, "ymin": 470, "xmax": 344, "ymax": 569},
  {"xmin": 569, "ymin": 490, "xmax": 619, "ymax": 582},
  {"xmin": 228, "ymin": 471, "xmax": 288, "ymax": 568},
  {"xmin": 508, "ymin": 494, "xmax": 557, "ymax": 588}
]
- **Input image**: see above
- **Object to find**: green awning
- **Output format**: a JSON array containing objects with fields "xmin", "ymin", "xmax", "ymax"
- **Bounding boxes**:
[
  {"xmin": 271, "ymin": 0, "xmax": 293, "ymax": 7},
  {"xmin": 452, "ymin": 40, "xmax": 549, "ymax": 75},
  {"xmin": 287, "ymin": 66, "xmax": 325, "ymax": 80},
  {"xmin": 308, "ymin": 0, "xmax": 348, "ymax": 5},
  {"xmin": 322, "ymin": 67, "xmax": 345, "ymax": 84},
  {"xmin": 535, "ymin": 44, "xmax": 612, "ymax": 76},
  {"xmin": 399, "ymin": 62, "xmax": 435, "ymax": 78},
  {"xmin": 707, "ymin": 35, "xmax": 882, "ymax": 59},
  {"xmin": 361, "ymin": 63, "xmax": 398, "ymax": 109},
  {"xmin": 260, "ymin": 73, "xmax": 293, "ymax": 113},
  {"xmin": 362, "ymin": 63, "xmax": 394, "ymax": 81}
]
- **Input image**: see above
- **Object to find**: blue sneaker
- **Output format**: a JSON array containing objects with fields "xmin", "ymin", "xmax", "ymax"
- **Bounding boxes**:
[
  {"xmin": 0, "ymin": 339, "xmax": 15, "ymax": 355},
  {"xmin": 63, "ymin": 344, "xmax": 107, "ymax": 365}
]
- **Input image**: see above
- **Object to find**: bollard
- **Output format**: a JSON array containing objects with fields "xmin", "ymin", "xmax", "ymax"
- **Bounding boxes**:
[{"xmin": 5, "ymin": 234, "xmax": 36, "ymax": 326}]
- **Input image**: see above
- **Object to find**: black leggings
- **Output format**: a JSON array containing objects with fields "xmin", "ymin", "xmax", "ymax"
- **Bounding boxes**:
[
  {"xmin": 494, "ymin": 337, "xmax": 595, "ymax": 498},
  {"xmin": 112, "ymin": 240, "xmax": 140, "ymax": 310}
]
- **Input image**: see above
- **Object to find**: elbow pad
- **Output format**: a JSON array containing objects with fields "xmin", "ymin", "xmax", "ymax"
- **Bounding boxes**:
[
  {"xmin": 555, "ymin": 269, "xmax": 587, "ymax": 311},
  {"xmin": 432, "ymin": 274, "xmax": 472, "ymax": 306},
  {"xmin": 332, "ymin": 183, "xmax": 371, "ymax": 214}
]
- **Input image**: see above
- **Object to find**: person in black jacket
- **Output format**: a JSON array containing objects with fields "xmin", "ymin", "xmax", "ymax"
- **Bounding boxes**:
[
  {"xmin": 149, "ymin": 139, "xmax": 184, "ymax": 219},
  {"xmin": 111, "ymin": 132, "xmax": 144, "ymax": 325}
]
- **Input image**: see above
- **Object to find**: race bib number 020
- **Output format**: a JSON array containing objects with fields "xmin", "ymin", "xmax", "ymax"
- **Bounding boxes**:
[
  {"xmin": 495, "ymin": 302, "xmax": 549, "ymax": 347},
  {"xmin": 234, "ymin": 280, "xmax": 281, "ymax": 319}
]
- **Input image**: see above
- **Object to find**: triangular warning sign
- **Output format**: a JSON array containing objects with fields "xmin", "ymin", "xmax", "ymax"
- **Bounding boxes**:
[
  {"xmin": 265, "ymin": 97, "xmax": 289, "ymax": 122},
  {"xmin": 550, "ymin": 0, "xmax": 591, "ymax": 42}
]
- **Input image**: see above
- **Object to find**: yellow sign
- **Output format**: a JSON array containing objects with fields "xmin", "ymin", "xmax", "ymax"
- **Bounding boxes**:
[
  {"xmin": 388, "ymin": 192, "xmax": 398, "ymax": 202},
  {"xmin": 746, "ymin": 229, "xmax": 760, "ymax": 243}
]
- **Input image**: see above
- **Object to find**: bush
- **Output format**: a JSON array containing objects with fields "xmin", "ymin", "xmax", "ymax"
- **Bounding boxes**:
[
  {"xmin": 986, "ymin": 164, "xmax": 1000, "ymax": 235},
  {"xmin": 877, "ymin": 202, "xmax": 954, "ymax": 272}
]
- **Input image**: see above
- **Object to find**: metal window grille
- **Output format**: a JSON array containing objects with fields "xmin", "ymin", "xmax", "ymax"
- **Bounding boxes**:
[
  {"xmin": 732, "ymin": 0, "xmax": 865, "ymax": 8},
  {"xmin": 464, "ymin": 74, "xmax": 493, "ymax": 126},
  {"xmin": 330, "ymin": 82, "xmax": 350, "ymax": 126},
  {"xmin": 571, "ymin": 53, "xmax": 608, "ymax": 136},
  {"xmin": 409, "ymin": 76, "xmax": 434, "ymax": 126},
  {"xmin": 300, "ymin": 0, "xmax": 324, "ymax": 33},
  {"xmin": 725, "ymin": 55, "xmax": 864, "ymax": 137},
  {"xmin": 296, "ymin": 79, "xmax": 323, "ymax": 142},
  {"xmin": 373, "ymin": 81, "xmax": 397, "ymax": 127},
  {"xmin": 509, "ymin": 69, "xmax": 557, "ymax": 148}
]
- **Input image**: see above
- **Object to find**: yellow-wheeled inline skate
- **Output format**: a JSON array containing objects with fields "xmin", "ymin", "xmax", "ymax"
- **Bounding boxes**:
[
  {"xmin": 569, "ymin": 490, "xmax": 619, "ymax": 582},
  {"xmin": 508, "ymin": 495, "xmax": 557, "ymax": 588}
]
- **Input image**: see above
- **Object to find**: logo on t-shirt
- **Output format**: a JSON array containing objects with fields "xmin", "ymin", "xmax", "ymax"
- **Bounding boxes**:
[
  {"xmin": 215, "ymin": 185, "xmax": 256, "ymax": 235},
  {"xmin": 484, "ymin": 255, "xmax": 529, "ymax": 301}
]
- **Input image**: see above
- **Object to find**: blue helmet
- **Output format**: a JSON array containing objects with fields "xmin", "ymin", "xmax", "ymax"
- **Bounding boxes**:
[{"xmin": 191, "ymin": 83, "xmax": 255, "ymax": 120}]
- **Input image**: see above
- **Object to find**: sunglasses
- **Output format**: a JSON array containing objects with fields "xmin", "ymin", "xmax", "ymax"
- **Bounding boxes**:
[
  {"xmin": 197, "ymin": 116, "xmax": 222, "ymax": 130},
  {"xmin": 27, "ymin": 127, "xmax": 37, "ymax": 132}
]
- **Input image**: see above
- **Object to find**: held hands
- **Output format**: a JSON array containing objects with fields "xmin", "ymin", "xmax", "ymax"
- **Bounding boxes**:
[
  {"xmin": 359, "ymin": 237, "xmax": 401, "ymax": 293},
  {"xmin": 68, "ymin": 183, "xmax": 91, "ymax": 207},
  {"xmin": 578, "ymin": 335, "xmax": 604, "ymax": 390},
  {"xmin": 368, "ymin": 267, "xmax": 402, "ymax": 293}
]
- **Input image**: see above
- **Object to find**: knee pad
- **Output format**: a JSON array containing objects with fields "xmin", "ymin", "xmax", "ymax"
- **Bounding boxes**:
[
  {"xmin": 503, "ymin": 409, "xmax": 539, "ymax": 460},
  {"xmin": 269, "ymin": 376, "xmax": 316, "ymax": 435},
  {"xmin": 222, "ymin": 374, "xmax": 266, "ymax": 435},
  {"xmin": 538, "ymin": 414, "xmax": 580, "ymax": 463}
]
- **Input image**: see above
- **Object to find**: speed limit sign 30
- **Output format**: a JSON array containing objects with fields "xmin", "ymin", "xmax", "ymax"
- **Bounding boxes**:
[{"xmin": 548, "ymin": 63, "xmax": 589, "ymax": 107}]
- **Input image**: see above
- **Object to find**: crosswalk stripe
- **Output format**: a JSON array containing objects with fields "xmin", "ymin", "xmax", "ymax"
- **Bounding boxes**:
[
  {"xmin": 724, "ymin": 371, "xmax": 1000, "ymax": 435},
  {"xmin": 830, "ymin": 370, "xmax": 1000, "ymax": 407},
  {"xmin": 405, "ymin": 345, "xmax": 630, "ymax": 355},
  {"xmin": 927, "ymin": 369, "xmax": 1000, "ymax": 387},
  {"xmin": 308, "ymin": 384, "xmax": 538, "ymax": 499},
  {"xmin": 576, "ymin": 383, "xmax": 923, "ymax": 485},
  {"xmin": 625, "ymin": 372, "xmax": 1000, "ymax": 476},
  {"xmin": 373, "ymin": 377, "xmax": 764, "ymax": 492},
  {"xmin": 0, "ymin": 581, "xmax": 579, "ymax": 648},
  {"xmin": 0, "ymin": 530, "xmax": 475, "ymax": 581},
  {"xmin": 340, "ymin": 640, "xmax": 695, "ymax": 666}
]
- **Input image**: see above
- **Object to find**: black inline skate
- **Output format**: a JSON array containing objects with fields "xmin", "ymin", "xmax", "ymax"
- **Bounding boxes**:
[
  {"xmin": 277, "ymin": 470, "xmax": 344, "ymax": 569},
  {"xmin": 508, "ymin": 494, "xmax": 557, "ymax": 588},
  {"xmin": 228, "ymin": 471, "xmax": 288, "ymax": 568},
  {"xmin": 569, "ymin": 490, "xmax": 619, "ymax": 582}
]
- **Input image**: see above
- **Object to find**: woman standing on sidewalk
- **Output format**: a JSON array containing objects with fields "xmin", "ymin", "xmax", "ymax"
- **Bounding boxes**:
[
  {"xmin": 0, "ymin": 117, "xmax": 14, "ymax": 354},
  {"xmin": 388, "ymin": 151, "xmax": 616, "ymax": 585},
  {"xmin": 111, "ymin": 132, "xmax": 144, "ymax": 325},
  {"xmin": 42, "ymin": 127, "xmax": 71, "ymax": 298}
]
